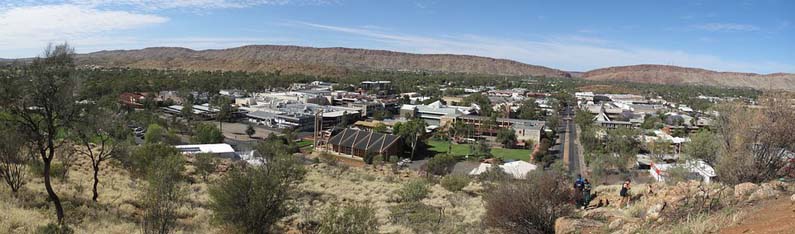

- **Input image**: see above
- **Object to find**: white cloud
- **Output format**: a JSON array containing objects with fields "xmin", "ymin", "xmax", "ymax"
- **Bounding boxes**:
[
  {"xmin": 692, "ymin": 23, "xmax": 760, "ymax": 32},
  {"xmin": 298, "ymin": 22, "xmax": 793, "ymax": 73},
  {"xmin": 0, "ymin": 4, "xmax": 168, "ymax": 51}
]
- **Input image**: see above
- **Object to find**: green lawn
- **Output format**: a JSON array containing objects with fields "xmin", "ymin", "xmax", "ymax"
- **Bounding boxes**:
[
  {"xmin": 427, "ymin": 140, "xmax": 531, "ymax": 161},
  {"xmin": 296, "ymin": 139, "xmax": 314, "ymax": 148}
]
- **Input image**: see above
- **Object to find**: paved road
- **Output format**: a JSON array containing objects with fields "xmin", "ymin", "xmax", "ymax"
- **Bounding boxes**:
[{"xmin": 562, "ymin": 106, "xmax": 582, "ymax": 176}]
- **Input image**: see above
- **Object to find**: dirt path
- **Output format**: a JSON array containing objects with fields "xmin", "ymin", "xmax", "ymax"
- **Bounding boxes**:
[{"xmin": 721, "ymin": 199, "xmax": 795, "ymax": 234}]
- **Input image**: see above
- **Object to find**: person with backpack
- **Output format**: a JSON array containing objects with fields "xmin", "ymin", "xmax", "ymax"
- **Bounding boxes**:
[
  {"xmin": 573, "ymin": 174, "xmax": 584, "ymax": 207},
  {"xmin": 619, "ymin": 179, "xmax": 631, "ymax": 208},
  {"xmin": 582, "ymin": 179, "xmax": 592, "ymax": 209},
  {"xmin": 574, "ymin": 174, "xmax": 585, "ymax": 190}
]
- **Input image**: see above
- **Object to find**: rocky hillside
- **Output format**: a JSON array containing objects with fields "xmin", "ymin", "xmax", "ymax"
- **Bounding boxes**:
[
  {"xmin": 582, "ymin": 64, "xmax": 795, "ymax": 91},
  {"xmin": 555, "ymin": 180, "xmax": 795, "ymax": 234},
  {"xmin": 75, "ymin": 45, "xmax": 571, "ymax": 77},
  {"xmin": 8, "ymin": 45, "xmax": 794, "ymax": 90}
]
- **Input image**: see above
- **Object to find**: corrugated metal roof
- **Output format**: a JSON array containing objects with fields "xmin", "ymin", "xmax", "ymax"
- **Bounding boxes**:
[{"xmin": 328, "ymin": 128, "xmax": 401, "ymax": 153}]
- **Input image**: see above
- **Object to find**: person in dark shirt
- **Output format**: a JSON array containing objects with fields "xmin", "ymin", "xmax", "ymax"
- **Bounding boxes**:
[
  {"xmin": 619, "ymin": 179, "xmax": 631, "ymax": 208},
  {"xmin": 582, "ymin": 179, "xmax": 592, "ymax": 209},
  {"xmin": 573, "ymin": 174, "xmax": 584, "ymax": 207}
]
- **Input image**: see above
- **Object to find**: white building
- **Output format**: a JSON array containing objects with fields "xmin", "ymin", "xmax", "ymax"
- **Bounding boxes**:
[
  {"xmin": 175, "ymin": 144, "xmax": 237, "ymax": 158},
  {"xmin": 649, "ymin": 160, "xmax": 716, "ymax": 183}
]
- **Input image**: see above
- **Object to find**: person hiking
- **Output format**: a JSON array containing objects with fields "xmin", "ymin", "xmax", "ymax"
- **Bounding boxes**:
[
  {"xmin": 582, "ymin": 179, "xmax": 592, "ymax": 209},
  {"xmin": 619, "ymin": 179, "xmax": 631, "ymax": 208},
  {"xmin": 574, "ymin": 174, "xmax": 585, "ymax": 191},
  {"xmin": 573, "ymin": 174, "xmax": 585, "ymax": 207}
]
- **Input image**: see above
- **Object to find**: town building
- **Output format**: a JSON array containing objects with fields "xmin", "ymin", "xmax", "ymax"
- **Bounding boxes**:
[
  {"xmin": 455, "ymin": 115, "xmax": 546, "ymax": 144},
  {"xmin": 118, "ymin": 92, "xmax": 146, "ymax": 109},
  {"xmin": 175, "ymin": 143, "xmax": 237, "ymax": 158},
  {"xmin": 360, "ymin": 80, "xmax": 392, "ymax": 92},
  {"xmin": 243, "ymin": 102, "xmax": 360, "ymax": 131},
  {"xmin": 400, "ymin": 100, "xmax": 477, "ymax": 126},
  {"xmin": 326, "ymin": 128, "xmax": 402, "ymax": 158}
]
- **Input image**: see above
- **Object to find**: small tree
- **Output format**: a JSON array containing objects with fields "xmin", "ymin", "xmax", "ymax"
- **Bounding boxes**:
[
  {"xmin": 397, "ymin": 179, "xmax": 429, "ymax": 202},
  {"xmin": 496, "ymin": 128, "xmax": 517, "ymax": 148},
  {"xmin": 393, "ymin": 118, "xmax": 428, "ymax": 160},
  {"xmin": 191, "ymin": 123, "xmax": 224, "ymax": 144},
  {"xmin": 180, "ymin": 94, "xmax": 195, "ymax": 123},
  {"xmin": 210, "ymin": 95, "xmax": 233, "ymax": 131},
  {"xmin": 424, "ymin": 154, "xmax": 457, "ymax": 176},
  {"xmin": 714, "ymin": 98, "xmax": 795, "ymax": 184},
  {"xmin": 440, "ymin": 174, "xmax": 471, "ymax": 192},
  {"xmin": 144, "ymin": 124, "xmax": 165, "ymax": 144},
  {"xmin": 516, "ymin": 98, "xmax": 540, "ymax": 120},
  {"xmin": 129, "ymin": 144, "xmax": 182, "ymax": 176},
  {"xmin": 471, "ymin": 139, "xmax": 492, "ymax": 157},
  {"xmin": 317, "ymin": 204, "xmax": 379, "ymax": 234},
  {"xmin": 484, "ymin": 171, "xmax": 574, "ymax": 234},
  {"xmin": 372, "ymin": 123, "xmax": 388, "ymax": 133},
  {"xmin": 141, "ymin": 154, "xmax": 185, "ymax": 234},
  {"xmin": 74, "ymin": 108, "xmax": 127, "ymax": 201},
  {"xmin": 245, "ymin": 124, "xmax": 256, "ymax": 138},
  {"xmin": 684, "ymin": 130, "xmax": 720, "ymax": 165},
  {"xmin": 647, "ymin": 138, "xmax": 673, "ymax": 162},
  {"xmin": 0, "ymin": 43, "xmax": 81, "ymax": 223},
  {"xmin": 0, "ymin": 124, "xmax": 28, "ymax": 193},
  {"xmin": 209, "ymin": 144, "xmax": 305, "ymax": 233},
  {"xmin": 194, "ymin": 153, "xmax": 216, "ymax": 181}
]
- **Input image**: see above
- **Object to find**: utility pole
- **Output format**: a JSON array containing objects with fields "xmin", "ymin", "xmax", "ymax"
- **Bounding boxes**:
[{"xmin": 313, "ymin": 109, "xmax": 325, "ymax": 152}]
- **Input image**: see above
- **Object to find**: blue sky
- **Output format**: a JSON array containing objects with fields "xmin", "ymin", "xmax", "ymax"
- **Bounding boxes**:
[{"xmin": 0, "ymin": 0, "xmax": 792, "ymax": 73}]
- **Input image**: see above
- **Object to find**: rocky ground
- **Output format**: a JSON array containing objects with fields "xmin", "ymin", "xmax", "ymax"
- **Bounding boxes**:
[{"xmin": 555, "ymin": 180, "xmax": 795, "ymax": 234}]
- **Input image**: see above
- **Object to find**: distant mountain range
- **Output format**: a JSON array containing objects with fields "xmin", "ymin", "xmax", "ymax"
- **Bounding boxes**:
[
  {"xmin": 75, "ymin": 45, "xmax": 571, "ymax": 78},
  {"xmin": 4, "ymin": 45, "xmax": 794, "ymax": 90}
]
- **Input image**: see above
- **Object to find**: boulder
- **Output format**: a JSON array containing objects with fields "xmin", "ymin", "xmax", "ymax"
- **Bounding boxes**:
[
  {"xmin": 734, "ymin": 183, "xmax": 759, "ymax": 199},
  {"xmin": 790, "ymin": 193, "xmax": 795, "ymax": 203},
  {"xmin": 583, "ymin": 207, "xmax": 623, "ymax": 221},
  {"xmin": 748, "ymin": 186, "xmax": 781, "ymax": 201},
  {"xmin": 645, "ymin": 202, "xmax": 667, "ymax": 221},
  {"xmin": 555, "ymin": 217, "xmax": 604, "ymax": 234},
  {"xmin": 608, "ymin": 219, "xmax": 624, "ymax": 230}
]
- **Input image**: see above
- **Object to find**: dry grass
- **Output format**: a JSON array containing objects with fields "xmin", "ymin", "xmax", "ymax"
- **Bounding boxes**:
[
  {"xmin": 0, "ymin": 150, "xmax": 222, "ymax": 234},
  {"xmin": 2, "ymin": 152, "xmax": 491, "ymax": 234},
  {"xmin": 294, "ymin": 163, "xmax": 488, "ymax": 234}
]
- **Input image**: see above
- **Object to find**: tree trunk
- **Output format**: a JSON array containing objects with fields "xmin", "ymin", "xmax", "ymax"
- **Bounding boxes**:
[
  {"xmin": 410, "ymin": 135, "xmax": 419, "ymax": 160},
  {"xmin": 92, "ymin": 164, "xmax": 100, "ymax": 202},
  {"xmin": 42, "ymin": 157, "xmax": 65, "ymax": 224}
]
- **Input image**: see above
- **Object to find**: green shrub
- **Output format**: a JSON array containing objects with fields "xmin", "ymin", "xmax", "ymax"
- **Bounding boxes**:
[
  {"xmin": 398, "ymin": 180, "xmax": 429, "ymax": 202},
  {"xmin": 477, "ymin": 167, "xmax": 510, "ymax": 183},
  {"xmin": 28, "ymin": 161, "xmax": 67, "ymax": 180},
  {"xmin": 389, "ymin": 202, "xmax": 443, "ymax": 233},
  {"xmin": 128, "ymin": 144, "xmax": 181, "ymax": 176},
  {"xmin": 440, "ymin": 175, "xmax": 471, "ymax": 192},
  {"xmin": 209, "ymin": 153, "xmax": 306, "ymax": 234},
  {"xmin": 191, "ymin": 122, "xmax": 224, "ymax": 144},
  {"xmin": 317, "ymin": 204, "xmax": 378, "ymax": 234},
  {"xmin": 194, "ymin": 153, "xmax": 217, "ymax": 181},
  {"xmin": 425, "ymin": 154, "xmax": 458, "ymax": 176},
  {"xmin": 483, "ymin": 171, "xmax": 574, "ymax": 234}
]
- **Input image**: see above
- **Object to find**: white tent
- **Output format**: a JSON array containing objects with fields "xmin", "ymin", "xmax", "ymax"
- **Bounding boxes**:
[
  {"xmin": 468, "ymin": 163, "xmax": 493, "ymax": 176},
  {"xmin": 468, "ymin": 161, "xmax": 538, "ymax": 179},
  {"xmin": 500, "ymin": 161, "xmax": 538, "ymax": 179}
]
